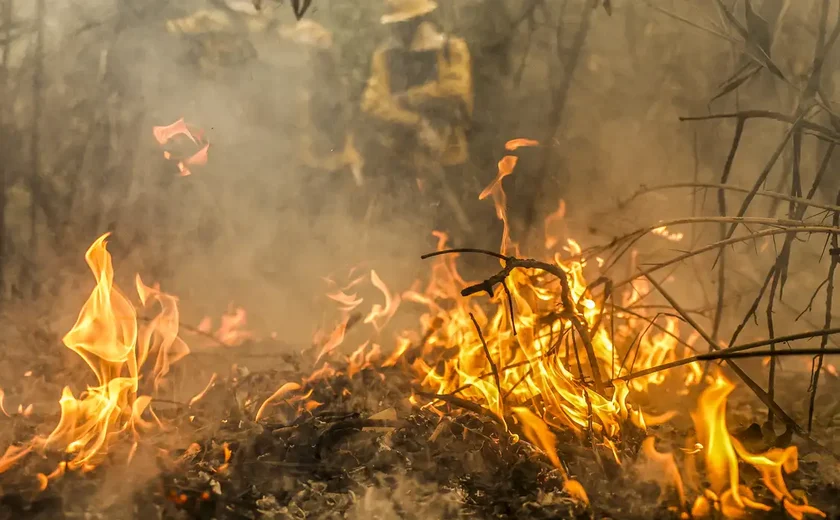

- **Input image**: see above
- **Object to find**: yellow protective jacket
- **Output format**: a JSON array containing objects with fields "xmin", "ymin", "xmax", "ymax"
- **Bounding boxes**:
[{"xmin": 361, "ymin": 23, "xmax": 473, "ymax": 166}]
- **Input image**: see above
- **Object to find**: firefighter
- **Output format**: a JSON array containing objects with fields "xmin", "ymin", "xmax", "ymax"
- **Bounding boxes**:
[
  {"xmin": 279, "ymin": 20, "xmax": 363, "ymax": 186},
  {"xmin": 165, "ymin": 0, "xmax": 276, "ymax": 75},
  {"xmin": 360, "ymin": 0, "xmax": 475, "ymax": 236}
]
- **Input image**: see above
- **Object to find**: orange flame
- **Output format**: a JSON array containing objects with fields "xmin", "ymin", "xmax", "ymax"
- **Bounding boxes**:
[
  {"xmin": 153, "ymin": 118, "xmax": 210, "ymax": 176},
  {"xmin": 690, "ymin": 376, "xmax": 824, "ymax": 518},
  {"xmin": 0, "ymin": 233, "xmax": 189, "ymax": 480}
]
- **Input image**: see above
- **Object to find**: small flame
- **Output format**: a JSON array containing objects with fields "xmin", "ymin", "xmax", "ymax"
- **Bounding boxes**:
[
  {"xmin": 652, "ymin": 226, "xmax": 684, "ymax": 242},
  {"xmin": 198, "ymin": 307, "xmax": 253, "ymax": 347},
  {"xmin": 543, "ymin": 199, "xmax": 566, "ymax": 250},
  {"xmin": 505, "ymin": 138, "xmax": 540, "ymax": 150},
  {"xmin": 640, "ymin": 437, "xmax": 686, "ymax": 505},
  {"xmin": 152, "ymin": 118, "xmax": 210, "ymax": 176},
  {"xmin": 690, "ymin": 376, "xmax": 824, "ymax": 518},
  {"xmin": 255, "ymin": 382, "xmax": 302, "ymax": 422},
  {"xmin": 189, "ymin": 373, "xmax": 218, "ymax": 407}
]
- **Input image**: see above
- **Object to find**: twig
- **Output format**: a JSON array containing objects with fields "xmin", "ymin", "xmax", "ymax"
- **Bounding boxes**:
[
  {"xmin": 686, "ymin": 347, "xmax": 840, "ymax": 362},
  {"xmin": 764, "ymin": 266, "xmax": 781, "ymax": 427},
  {"xmin": 416, "ymin": 391, "xmax": 506, "ymax": 428},
  {"xmin": 807, "ymin": 190, "xmax": 839, "ymax": 432},
  {"xmin": 724, "ymin": 115, "xmax": 803, "ymax": 241},
  {"xmin": 614, "ymin": 182, "xmax": 840, "ymax": 216},
  {"xmin": 614, "ymin": 327, "xmax": 840, "ymax": 382},
  {"xmin": 469, "ymin": 312, "xmax": 502, "ymax": 416},
  {"xmin": 606, "ymin": 225, "xmax": 840, "ymax": 292},
  {"xmin": 501, "ymin": 280, "xmax": 518, "ymax": 336},
  {"xmin": 712, "ymin": 117, "xmax": 745, "ymax": 355},
  {"xmin": 680, "ymin": 110, "xmax": 840, "ymax": 143}
]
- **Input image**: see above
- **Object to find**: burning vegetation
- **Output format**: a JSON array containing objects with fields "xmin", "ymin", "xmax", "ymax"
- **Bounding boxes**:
[
  {"xmin": 3, "ymin": 1, "xmax": 840, "ymax": 519},
  {"xmin": 0, "ymin": 138, "xmax": 836, "ymax": 519}
]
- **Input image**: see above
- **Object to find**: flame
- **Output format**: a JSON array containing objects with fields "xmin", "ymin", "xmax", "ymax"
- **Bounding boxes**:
[
  {"xmin": 363, "ymin": 270, "xmax": 401, "ymax": 331},
  {"xmin": 197, "ymin": 306, "xmax": 253, "ymax": 347},
  {"xmin": 0, "ymin": 233, "xmax": 189, "ymax": 480},
  {"xmin": 153, "ymin": 117, "xmax": 210, "ymax": 176},
  {"xmin": 640, "ymin": 437, "xmax": 686, "ymax": 505},
  {"xmin": 652, "ymin": 226, "xmax": 684, "ymax": 242},
  {"xmin": 690, "ymin": 376, "xmax": 824, "ymax": 518},
  {"xmin": 512, "ymin": 407, "xmax": 565, "ymax": 474},
  {"xmin": 480, "ymin": 154, "xmax": 518, "ymax": 255},
  {"xmin": 189, "ymin": 373, "xmax": 218, "ymax": 407},
  {"xmin": 255, "ymin": 382, "xmax": 302, "ymax": 422},
  {"xmin": 544, "ymin": 199, "xmax": 567, "ymax": 250},
  {"xmin": 505, "ymin": 138, "xmax": 540, "ymax": 151}
]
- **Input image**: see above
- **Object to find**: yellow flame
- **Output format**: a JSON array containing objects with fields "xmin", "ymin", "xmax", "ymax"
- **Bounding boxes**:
[
  {"xmin": 0, "ymin": 233, "xmax": 189, "ymax": 479},
  {"xmin": 690, "ymin": 376, "xmax": 824, "ymax": 518}
]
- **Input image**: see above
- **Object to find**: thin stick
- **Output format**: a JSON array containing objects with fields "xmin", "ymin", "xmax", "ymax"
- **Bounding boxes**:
[
  {"xmin": 470, "ymin": 313, "xmax": 502, "ymax": 415},
  {"xmin": 712, "ymin": 118, "xmax": 745, "ymax": 355},
  {"xmin": 724, "ymin": 116, "xmax": 803, "ymax": 241},
  {"xmin": 614, "ymin": 182, "xmax": 840, "ymax": 215},
  {"xmin": 765, "ymin": 267, "xmax": 781, "ymax": 427},
  {"xmin": 680, "ymin": 110, "xmax": 840, "ymax": 143},
  {"xmin": 502, "ymin": 281, "xmax": 518, "ymax": 336},
  {"xmin": 807, "ymin": 191, "xmax": 840, "ymax": 431},
  {"xmin": 607, "ymin": 226, "xmax": 840, "ymax": 292},
  {"xmin": 614, "ymin": 327, "xmax": 840, "ymax": 382}
]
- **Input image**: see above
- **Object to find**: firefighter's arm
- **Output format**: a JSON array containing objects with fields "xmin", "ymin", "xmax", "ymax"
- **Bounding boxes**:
[
  {"xmin": 361, "ymin": 49, "xmax": 423, "ymax": 127},
  {"xmin": 403, "ymin": 39, "xmax": 473, "ymax": 115}
]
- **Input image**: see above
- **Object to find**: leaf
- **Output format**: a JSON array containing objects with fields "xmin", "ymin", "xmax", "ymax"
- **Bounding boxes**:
[
  {"xmin": 710, "ymin": 62, "xmax": 761, "ymax": 103},
  {"xmin": 744, "ymin": 0, "xmax": 772, "ymax": 56},
  {"xmin": 291, "ymin": 0, "xmax": 313, "ymax": 20},
  {"xmin": 714, "ymin": 0, "xmax": 785, "ymax": 81}
]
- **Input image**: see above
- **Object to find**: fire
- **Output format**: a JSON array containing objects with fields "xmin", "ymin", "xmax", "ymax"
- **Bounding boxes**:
[
  {"xmin": 153, "ymin": 117, "xmax": 210, "ymax": 176},
  {"xmin": 280, "ymin": 138, "xmax": 824, "ymax": 516},
  {"xmin": 689, "ymin": 377, "xmax": 824, "ymax": 519},
  {"xmin": 0, "ymin": 233, "xmax": 189, "ymax": 482},
  {"xmin": 197, "ymin": 306, "xmax": 253, "ymax": 346}
]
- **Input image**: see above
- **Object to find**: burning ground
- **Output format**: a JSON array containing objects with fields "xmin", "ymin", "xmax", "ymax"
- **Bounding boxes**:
[{"xmin": 0, "ymin": 140, "xmax": 838, "ymax": 520}]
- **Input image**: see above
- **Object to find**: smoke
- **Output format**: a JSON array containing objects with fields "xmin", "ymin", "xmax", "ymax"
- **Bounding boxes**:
[{"xmin": 1, "ymin": 0, "xmax": 837, "ymax": 350}]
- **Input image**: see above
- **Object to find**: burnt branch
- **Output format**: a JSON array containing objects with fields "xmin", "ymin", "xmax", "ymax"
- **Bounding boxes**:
[
  {"xmin": 807, "ymin": 190, "xmax": 840, "ymax": 432},
  {"xmin": 469, "ymin": 312, "xmax": 503, "ymax": 416},
  {"xmin": 422, "ymin": 248, "xmax": 605, "ymax": 393}
]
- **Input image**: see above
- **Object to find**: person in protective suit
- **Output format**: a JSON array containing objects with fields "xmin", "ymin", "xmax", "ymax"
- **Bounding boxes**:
[
  {"xmin": 279, "ymin": 20, "xmax": 363, "ymax": 186},
  {"xmin": 360, "ymin": 0, "xmax": 475, "ymax": 237},
  {"xmin": 165, "ymin": 0, "xmax": 275, "ymax": 75}
]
